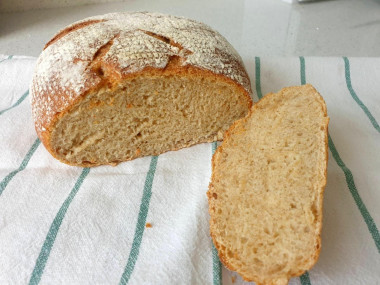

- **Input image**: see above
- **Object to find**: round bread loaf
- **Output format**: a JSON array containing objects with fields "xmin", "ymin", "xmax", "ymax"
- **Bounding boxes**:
[{"xmin": 30, "ymin": 12, "xmax": 252, "ymax": 167}]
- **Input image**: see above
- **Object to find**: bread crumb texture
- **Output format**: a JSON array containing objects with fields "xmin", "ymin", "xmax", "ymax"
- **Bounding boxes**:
[
  {"xmin": 30, "ymin": 12, "xmax": 252, "ymax": 166},
  {"xmin": 208, "ymin": 84, "xmax": 329, "ymax": 285}
]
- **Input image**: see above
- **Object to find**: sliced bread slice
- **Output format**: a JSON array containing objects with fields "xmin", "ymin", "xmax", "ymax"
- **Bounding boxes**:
[{"xmin": 208, "ymin": 84, "xmax": 329, "ymax": 285}]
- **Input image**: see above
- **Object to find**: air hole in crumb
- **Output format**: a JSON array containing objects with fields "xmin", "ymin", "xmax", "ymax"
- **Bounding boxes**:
[
  {"xmin": 136, "ymin": 132, "xmax": 142, "ymax": 138},
  {"xmin": 94, "ymin": 66, "xmax": 104, "ymax": 76},
  {"xmin": 311, "ymin": 201, "xmax": 318, "ymax": 221},
  {"xmin": 212, "ymin": 193, "xmax": 218, "ymax": 199},
  {"xmin": 227, "ymin": 250, "xmax": 233, "ymax": 258},
  {"xmin": 290, "ymin": 203, "xmax": 296, "ymax": 209},
  {"xmin": 254, "ymin": 258, "xmax": 263, "ymax": 266}
]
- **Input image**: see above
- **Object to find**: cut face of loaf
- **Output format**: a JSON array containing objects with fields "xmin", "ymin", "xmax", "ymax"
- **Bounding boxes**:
[
  {"xmin": 50, "ymin": 69, "xmax": 251, "ymax": 166},
  {"xmin": 208, "ymin": 84, "xmax": 329, "ymax": 285},
  {"xmin": 30, "ymin": 12, "xmax": 252, "ymax": 166}
]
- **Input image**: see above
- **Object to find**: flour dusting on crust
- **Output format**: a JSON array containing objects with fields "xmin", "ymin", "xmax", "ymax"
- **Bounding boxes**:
[{"xmin": 30, "ymin": 12, "xmax": 251, "ymax": 135}]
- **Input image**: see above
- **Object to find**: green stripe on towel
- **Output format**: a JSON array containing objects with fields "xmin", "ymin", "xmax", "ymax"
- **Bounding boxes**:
[
  {"xmin": 119, "ymin": 156, "xmax": 158, "ymax": 285},
  {"xmin": 0, "ymin": 90, "xmax": 29, "ymax": 116},
  {"xmin": 300, "ymin": 56, "xmax": 380, "ymax": 253},
  {"xmin": 211, "ymin": 141, "xmax": 222, "ymax": 285},
  {"xmin": 328, "ymin": 135, "xmax": 380, "ymax": 252},
  {"xmin": 0, "ymin": 138, "xmax": 41, "ymax": 195},
  {"xmin": 212, "ymin": 243, "xmax": 222, "ymax": 285},
  {"xmin": 212, "ymin": 141, "xmax": 218, "ymax": 154},
  {"xmin": 0, "ymin": 55, "xmax": 12, "ymax": 63},
  {"xmin": 300, "ymin": 56, "xmax": 306, "ymax": 85},
  {"xmin": 255, "ymin": 57, "xmax": 263, "ymax": 100},
  {"xmin": 300, "ymin": 271, "xmax": 312, "ymax": 285},
  {"xmin": 343, "ymin": 57, "xmax": 380, "ymax": 133},
  {"xmin": 29, "ymin": 167, "xmax": 90, "ymax": 285}
]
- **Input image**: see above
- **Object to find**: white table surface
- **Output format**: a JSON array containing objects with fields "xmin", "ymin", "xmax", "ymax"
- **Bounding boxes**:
[{"xmin": 0, "ymin": 0, "xmax": 380, "ymax": 58}]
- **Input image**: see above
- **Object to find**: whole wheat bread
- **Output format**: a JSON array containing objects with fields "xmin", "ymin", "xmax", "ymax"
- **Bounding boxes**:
[
  {"xmin": 30, "ymin": 12, "xmax": 252, "ymax": 167},
  {"xmin": 208, "ymin": 84, "xmax": 329, "ymax": 285}
]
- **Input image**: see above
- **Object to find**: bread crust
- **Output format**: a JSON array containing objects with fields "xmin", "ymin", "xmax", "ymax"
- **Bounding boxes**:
[
  {"xmin": 30, "ymin": 12, "xmax": 253, "ymax": 167},
  {"xmin": 208, "ymin": 84, "xmax": 329, "ymax": 284}
]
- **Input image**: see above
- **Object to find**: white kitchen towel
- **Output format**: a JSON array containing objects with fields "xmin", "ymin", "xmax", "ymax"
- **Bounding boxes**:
[{"xmin": 0, "ymin": 55, "xmax": 379, "ymax": 285}]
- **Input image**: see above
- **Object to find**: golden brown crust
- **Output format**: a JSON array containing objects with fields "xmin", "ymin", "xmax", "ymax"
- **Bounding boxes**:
[{"xmin": 208, "ymin": 84, "xmax": 329, "ymax": 284}]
